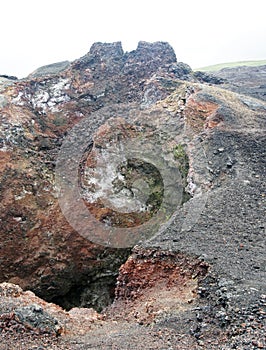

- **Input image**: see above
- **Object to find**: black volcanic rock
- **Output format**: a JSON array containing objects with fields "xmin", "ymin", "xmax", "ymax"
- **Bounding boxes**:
[
  {"xmin": 70, "ymin": 41, "xmax": 194, "ymax": 105},
  {"xmin": 193, "ymin": 70, "xmax": 226, "ymax": 85},
  {"xmin": 0, "ymin": 42, "xmax": 265, "ymax": 349},
  {"xmin": 0, "ymin": 74, "xmax": 18, "ymax": 80},
  {"xmin": 207, "ymin": 64, "xmax": 266, "ymax": 101}
]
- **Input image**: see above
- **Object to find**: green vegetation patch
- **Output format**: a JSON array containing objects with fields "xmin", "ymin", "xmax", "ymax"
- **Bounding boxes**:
[
  {"xmin": 196, "ymin": 59, "xmax": 266, "ymax": 72},
  {"xmin": 173, "ymin": 144, "xmax": 189, "ymax": 179}
]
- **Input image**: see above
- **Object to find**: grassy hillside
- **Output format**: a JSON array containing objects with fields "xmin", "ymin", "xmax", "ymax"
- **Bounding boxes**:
[{"xmin": 196, "ymin": 60, "xmax": 266, "ymax": 72}]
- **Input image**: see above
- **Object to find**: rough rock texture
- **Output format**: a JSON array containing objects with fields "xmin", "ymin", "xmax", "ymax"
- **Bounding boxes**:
[
  {"xmin": 0, "ymin": 41, "xmax": 195, "ymax": 308},
  {"xmin": 204, "ymin": 64, "xmax": 266, "ymax": 101},
  {"xmin": 0, "ymin": 42, "xmax": 265, "ymax": 349}
]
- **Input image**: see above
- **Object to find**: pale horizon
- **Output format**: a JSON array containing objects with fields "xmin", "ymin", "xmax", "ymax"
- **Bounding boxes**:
[{"xmin": 1, "ymin": 0, "xmax": 266, "ymax": 78}]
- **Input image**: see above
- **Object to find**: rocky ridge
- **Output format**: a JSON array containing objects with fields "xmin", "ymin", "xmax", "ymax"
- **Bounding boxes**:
[
  {"xmin": 202, "ymin": 64, "xmax": 266, "ymax": 102},
  {"xmin": 0, "ymin": 42, "xmax": 265, "ymax": 349}
]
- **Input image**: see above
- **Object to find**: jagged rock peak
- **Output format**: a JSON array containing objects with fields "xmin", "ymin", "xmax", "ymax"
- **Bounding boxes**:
[
  {"xmin": 132, "ymin": 41, "xmax": 177, "ymax": 63},
  {"xmin": 88, "ymin": 41, "xmax": 177, "ymax": 63},
  {"xmin": 72, "ymin": 41, "xmax": 178, "ymax": 71},
  {"xmin": 89, "ymin": 41, "xmax": 124, "ymax": 58}
]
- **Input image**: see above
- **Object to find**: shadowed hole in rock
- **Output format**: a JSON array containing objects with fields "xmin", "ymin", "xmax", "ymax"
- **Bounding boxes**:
[
  {"xmin": 49, "ymin": 249, "xmax": 131, "ymax": 312},
  {"xmin": 50, "ymin": 133, "xmax": 191, "ymax": 312},
  {"xmin": 80, "ymin": 151, "xmax": 164, "ymax": 228},
  {"xmin": 49, "ymin": 146, "xmax": 190, "ymax": 311},
  {"xmin": 49, "ymin": 247, "xmax": 209, "ymax": 317},
  {"xmin": 51, "ymin": 275, "xmax": 117, "ymax": 312},
  {"xmin": 1, "ymin": 244, "xmax": 134, "ymax": 314}
]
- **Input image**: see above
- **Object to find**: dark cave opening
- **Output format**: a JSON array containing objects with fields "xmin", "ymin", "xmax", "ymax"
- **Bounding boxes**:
[
  {"xmin": 51, "ymin": 274, "xmax": 118, "ymax": 312},
  {"xmin": 47, "ymin": 248, "xmax": 131, "ymax": 313}
]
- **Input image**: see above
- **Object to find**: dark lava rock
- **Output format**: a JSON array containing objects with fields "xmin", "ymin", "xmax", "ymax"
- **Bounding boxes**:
[
  {"xmin": 193, "ymin": 70, "xmax": 226, "ymax": 84},
  {"xmin": 0, "ymin": 75, "xmax": 18, "ymax": 81},
  {"xmin": 0, "ymin": 41, "xmax": 265, "ymax": 349},
  {"xmin": 13, "ymin": 304, "xmax": 62, "ymax": 335},
  {"xmin": 206, "ymin": 64, "xmax": 266, "ymax": 101}
]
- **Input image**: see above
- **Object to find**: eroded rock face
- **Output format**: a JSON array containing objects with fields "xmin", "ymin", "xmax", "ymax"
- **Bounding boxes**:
[
  {"xmin": 0, "ymin": 41, "xmax": 195, "ymax": 308},
  {"xmin": 109, "ymin": 247, "xmax": 209, "ymax": 325},
  {"xmin": 0, "ymin": 41, "xmax": 265, "ymax": 348}
]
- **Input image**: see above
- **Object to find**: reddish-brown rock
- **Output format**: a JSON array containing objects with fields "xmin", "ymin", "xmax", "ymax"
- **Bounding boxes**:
[
  {"xmin": 0, "ymin": 42, "xmax": 265, "ymax": 349},
  {"xmin": 0, "ymin": 42, "xmax": 194, "ymax": 308}
]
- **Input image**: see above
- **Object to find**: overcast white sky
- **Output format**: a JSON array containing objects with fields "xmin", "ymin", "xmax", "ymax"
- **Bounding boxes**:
[{"xmin": 1, "ymin": 0, "xmax": 266, "ymax": 78}]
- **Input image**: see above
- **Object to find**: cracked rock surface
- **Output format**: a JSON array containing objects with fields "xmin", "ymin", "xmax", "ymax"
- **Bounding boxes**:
[{"xmin": 0, "ymin": 42, "xmax": 265, "ymax": 349}]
